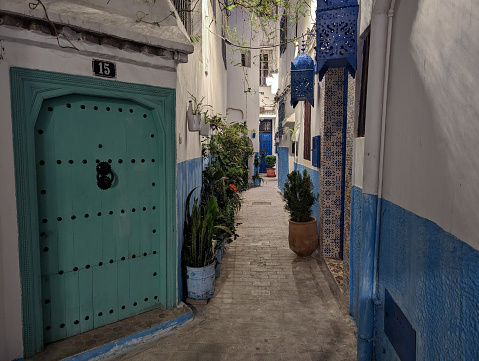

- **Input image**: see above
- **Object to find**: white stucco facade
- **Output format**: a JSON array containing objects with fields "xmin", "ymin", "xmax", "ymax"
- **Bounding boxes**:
[{"xmin": 355, "ymin": 0, "xmax": 479, "ymax": 250}]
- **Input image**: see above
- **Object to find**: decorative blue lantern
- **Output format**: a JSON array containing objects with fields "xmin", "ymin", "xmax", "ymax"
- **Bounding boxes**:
[
  {"xmin": 290, "ymin": 40, "xmax": 315, "ymax": 108},
  {"xmin": 316, "ymin": 0, "xmax": 358, "ymax": 80}
]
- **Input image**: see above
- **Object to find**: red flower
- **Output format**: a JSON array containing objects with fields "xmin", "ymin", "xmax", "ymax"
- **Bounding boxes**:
[{"xmin": 229, "ymin": 184, "xmax": 237, "ymax": 192}]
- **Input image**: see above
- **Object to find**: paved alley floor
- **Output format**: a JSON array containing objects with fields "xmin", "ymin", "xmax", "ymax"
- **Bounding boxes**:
[{"xmin": 109, "ymin": 177, "xmax": 357, "ymax": 361}]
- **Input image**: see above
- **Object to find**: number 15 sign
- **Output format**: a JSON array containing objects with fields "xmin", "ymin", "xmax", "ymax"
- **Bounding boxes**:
[{"xmin": 92, "ymin": 59, "xmax": 116, "ymax": 78}]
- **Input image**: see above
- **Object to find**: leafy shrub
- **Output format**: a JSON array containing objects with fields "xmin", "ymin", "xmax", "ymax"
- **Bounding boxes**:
[
  {"xmin": 282, "ymin": 169, "xmax": 318, "ymax": 222},
  {"xmin": 265, "ymin": 154, "xmax": 276, "ymax": 169}
]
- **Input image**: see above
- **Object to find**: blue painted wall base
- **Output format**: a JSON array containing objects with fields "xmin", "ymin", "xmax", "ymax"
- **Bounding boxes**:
[
  {"xmin": 63, "ymin": 305, "xmax": 193, "ymax": 361},
  {"xmin": 350, "ymin": 185, "xmax": 479, "ymax": 360}
]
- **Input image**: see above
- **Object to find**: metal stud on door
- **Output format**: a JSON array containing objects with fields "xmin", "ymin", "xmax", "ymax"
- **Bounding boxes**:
[{"xmin": 35, "ymin": 95, "xmax": 166, "ymax": 343}]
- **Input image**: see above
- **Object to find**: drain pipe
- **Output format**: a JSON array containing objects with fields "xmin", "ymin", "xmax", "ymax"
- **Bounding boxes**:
[
  {"xmin": 357, "ymin": 1, "xmax": 395, "ymax": 360},
  {"xmin": 373, "ymin": 0, "xmax": 396, "ymax": 305}
]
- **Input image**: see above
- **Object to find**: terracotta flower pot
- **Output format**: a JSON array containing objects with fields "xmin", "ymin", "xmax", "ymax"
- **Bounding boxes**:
[
  {"xmin": 266, "ymin": 168, "xmax": 276, "ymax": 177},
  {"xmin": 288, "ymin": 217, "xmax": 318, "ymax": 257}
]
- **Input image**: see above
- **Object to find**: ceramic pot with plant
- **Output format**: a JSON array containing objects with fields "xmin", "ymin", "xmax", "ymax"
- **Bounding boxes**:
[
  {"xmin": 182, "ymin": 188, "xmax": 230, "ymax": 299},
  {"xmin": 201, "ymin": 112, "xmax": 222, "ymax": 136},
  {"xmin": 282, "ymin": 169, "xmax": 319, "ymax": 257},
  {"xmin": 187, "ymin": 93, "xmax": 207, "ymax": 132},
  {"xmin": 265, "ymin": 154, "xmax": 276, "ymax": 177}
]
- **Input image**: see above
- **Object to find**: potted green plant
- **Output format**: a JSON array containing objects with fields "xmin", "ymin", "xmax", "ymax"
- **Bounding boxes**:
[
  {"xmin": 201, "ymin": 111, "xmax": 222, "ymax": 136},
  {"xmin": 282, "ymin": 169, "xmax": 319, "ymax": 257},
  {"xmin": 265, "ymin": 154, "xmax": 276, "ymax": 177},
  {"xmin": 183, "ymin": 188, "xmax": 229, "ymax": 299},
  {"xmin": 187, "ymin": 93, "xmax": 207, "ymax": 132}
]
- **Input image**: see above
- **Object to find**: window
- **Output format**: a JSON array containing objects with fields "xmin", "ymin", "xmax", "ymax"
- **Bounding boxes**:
[
  {"xmin": 172, "ymin": 0, "xmax": 192, "ymax": 34},
  {"xmin": 280, "ymin": 13, "xmax": 287, "ymax": 56},
  {"xmin": 357, "ymin": 28, "xmax": 370, "ymax": 137},
  {"xmin": 259, "ymin": 119, "xmax": 272, "ymax": 132},
  {"xmin": 303, "ymin": 100, "xmax": 311, "ymax": 160},
  {"xmin": 241, "ymin": 50, "xmax": 251, "ymax": 67},
  {"xmin": 259, "ymin": 51, "xmax": 272, "ymax": 86}
]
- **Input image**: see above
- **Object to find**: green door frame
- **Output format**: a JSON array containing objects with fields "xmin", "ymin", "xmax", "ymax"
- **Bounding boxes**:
[{"xmin": 10, "ymin": 67, "xmax": 177, "ymax": 357}]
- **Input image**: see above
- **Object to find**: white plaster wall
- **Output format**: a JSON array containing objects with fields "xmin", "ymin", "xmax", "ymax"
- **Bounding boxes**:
[
  {"xmin": 176, "ymin": 0, "xmax": 228, "ymax": 164},
  {"xmin": 225, "ymin": 8, "xmax": 260, "ymax": 179},
  {"xmin": 379, "ymin": 0, "xmax": 479, "ymax": 249},
  {"xmin": 226, "ymin": 9, "xmax": 260, "ymax": 127}
]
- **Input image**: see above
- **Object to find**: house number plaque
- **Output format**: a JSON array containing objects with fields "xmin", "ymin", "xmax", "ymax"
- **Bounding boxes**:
[{"xmin": 92, "ymin": 59, "xmax": 116, "ymax": 78}]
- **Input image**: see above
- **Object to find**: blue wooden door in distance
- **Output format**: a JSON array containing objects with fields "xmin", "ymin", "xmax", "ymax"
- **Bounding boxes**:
[{"xmin": 259, "ymin": 132, "xmax": 272, "ymax": 173}]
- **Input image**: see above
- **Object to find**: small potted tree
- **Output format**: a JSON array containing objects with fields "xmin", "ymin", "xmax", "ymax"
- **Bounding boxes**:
[
  {"xmin": 282, "ymin": 169, "xmax": 319, "ymax": 257},
  {"xmin": 265, "ymin": 154, "xmax": 276, "ymax": 177}
]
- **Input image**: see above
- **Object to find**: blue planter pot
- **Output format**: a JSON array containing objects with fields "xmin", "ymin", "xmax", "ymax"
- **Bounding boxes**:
[
  {"xmin": 253, "ymin": 178, "xmax": 261, "ymax": 186},
  {"xmin": 186, "ymin": 263, "xmax": 215, "ymax": 299}
]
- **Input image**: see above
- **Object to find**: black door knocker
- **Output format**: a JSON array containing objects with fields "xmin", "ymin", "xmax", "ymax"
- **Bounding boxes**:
[{"xmin": 96, "ymin": 162, "xmax": 115, "ymax": 190}]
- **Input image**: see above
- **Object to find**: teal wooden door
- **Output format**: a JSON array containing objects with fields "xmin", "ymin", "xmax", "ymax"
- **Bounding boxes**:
[{"xmin": 36, "ymin": 95, "xmax": 167, "ymax": 343}]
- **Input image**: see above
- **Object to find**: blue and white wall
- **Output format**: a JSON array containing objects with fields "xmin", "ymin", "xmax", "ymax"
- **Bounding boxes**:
[
  {"xmin": 351, "ymin": 0, "xmax": 479, "ymax": 359},
  {"xmin": 176, "ymin": 0, "xmax": 229, "ymax": 300}
]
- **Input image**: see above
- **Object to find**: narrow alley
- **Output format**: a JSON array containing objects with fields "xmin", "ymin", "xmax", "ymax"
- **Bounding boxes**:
[
  {"xmin": 109, "ymin": 177, "xmax": 357, "ymax": 361},
  {"xmin": 2, "ymin": 1, "xmax": 478, "ymax": 360}
]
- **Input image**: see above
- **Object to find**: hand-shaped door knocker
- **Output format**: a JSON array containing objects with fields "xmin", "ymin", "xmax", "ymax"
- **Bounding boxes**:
[{"xmin": 96, "ymin": 162, "xmax": 115, "ymax": 190}]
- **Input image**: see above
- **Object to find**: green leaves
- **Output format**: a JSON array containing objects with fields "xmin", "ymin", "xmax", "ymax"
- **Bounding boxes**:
[
  {"xmin": 203, "ymin": 121, "xmax": 253, "ymax": 191},
  {"xmin": 282, "ymin": 169, "xmax": 318, "ymax": 222},
  {"xmin": 265, "ymin": 155, "xmax": 276, "ymax": 169},
  {"xmin": 183, "ymin": 189, "xmax": 223, "ymax": 267}
]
